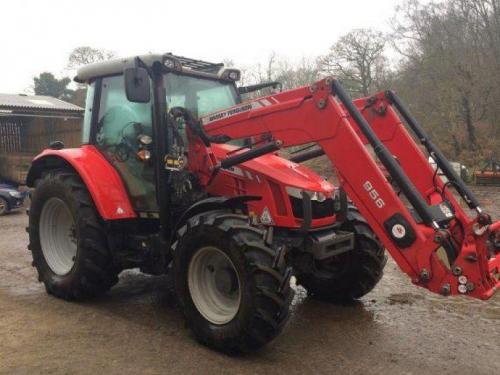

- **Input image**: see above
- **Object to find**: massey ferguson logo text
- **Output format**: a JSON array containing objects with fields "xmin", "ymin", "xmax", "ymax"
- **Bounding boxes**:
[
  {"xmin": 207, "ymin": 104, "xmax": 252, "ymax": 122},
  {"xmin": 201, "ymin": 101, "xmax": 265, "ymax": 125}
]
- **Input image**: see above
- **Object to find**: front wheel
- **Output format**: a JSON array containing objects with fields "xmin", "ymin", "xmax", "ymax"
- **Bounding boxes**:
[
  {"xmin": 173, "ymin": 210, "xmax": 293, "ymax": 353},
  {"xmin": 296, "ymin": 206, "xmax": 387, "ymax": 302}
]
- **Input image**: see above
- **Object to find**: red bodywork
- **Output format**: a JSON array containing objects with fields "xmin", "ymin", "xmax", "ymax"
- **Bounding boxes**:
[
  {"xmin": 30, "ymin": 145, "xmax": 136, "ymax": 220},
  {"xmin": 207, "ymin": 144, "xmax": 335, "ymax": 228}
]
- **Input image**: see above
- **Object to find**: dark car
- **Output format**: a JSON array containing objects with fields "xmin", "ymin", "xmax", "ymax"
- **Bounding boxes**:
[{"xmin": 0, "ymin": 183, "xmax": 26, "ymax": 215}]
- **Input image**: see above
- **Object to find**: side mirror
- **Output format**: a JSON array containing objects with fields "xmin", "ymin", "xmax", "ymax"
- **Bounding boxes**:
[{"xmin": 124, "ymin": 67, "xmax": 151, "ymax": 103}]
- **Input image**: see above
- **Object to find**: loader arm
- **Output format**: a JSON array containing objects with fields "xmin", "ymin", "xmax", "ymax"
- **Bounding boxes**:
[{"xmin": 198, "ymin": 77, "xmax": 500, "ymax": 300}]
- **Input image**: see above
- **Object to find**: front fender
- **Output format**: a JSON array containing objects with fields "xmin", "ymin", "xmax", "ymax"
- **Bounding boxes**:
[
  {"xmin": 27, "ymin": 145, "xmax": 136, "ymax": 220},
  {"xmin": 172, "ymin": 195, "xmax": 261, "ymax": 239}
]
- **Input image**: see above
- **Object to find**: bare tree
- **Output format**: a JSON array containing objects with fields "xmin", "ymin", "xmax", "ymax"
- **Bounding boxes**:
[
  {"xmin": 394, "ymin": 1, "xmax": 494, "ymax": 145},
  {"xmin": 67, "ymin": 46, "xmax": 115, "ymax": 70},
  {"xmin": 64, "ymin": 46, "xmax": 116, "ymax": 106},
  {"xmin": 274, "ymin": 57, "xmax": 320, "ymax": 90},
  {"xmin": 238, "ymin": 52, "xmax": 320, "ymax": 96},
  {"xmin": 390, "ymin": 0, "xmax": 500, "ymax": 164},
  {"xmin": 319, "ymin": 29, "xmax": 387, "ymax": 96}
]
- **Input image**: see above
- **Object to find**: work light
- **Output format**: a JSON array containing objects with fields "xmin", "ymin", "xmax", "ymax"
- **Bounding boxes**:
[
  {"xmin": 219, "ymin": 68, "xmax": 241, "ymax": 81},
  {"xmin": 163, "ymin": 56, "xmax": 182, "ymax": 71}
]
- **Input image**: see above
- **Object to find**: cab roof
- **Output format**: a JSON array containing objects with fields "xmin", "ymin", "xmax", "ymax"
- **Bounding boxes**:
[{"xmin": 74, "ymin": 53, "xmax": 227, "ymax": 83}]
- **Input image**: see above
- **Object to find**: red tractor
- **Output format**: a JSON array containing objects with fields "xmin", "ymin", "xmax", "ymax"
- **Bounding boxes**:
[{"xmin": 26, "ymin": 54, "xmax": 500, "ymax": 352}]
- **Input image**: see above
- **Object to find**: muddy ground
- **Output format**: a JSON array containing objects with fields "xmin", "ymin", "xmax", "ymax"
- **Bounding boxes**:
[{"xmin": 0, "ymin": 186, "xmax": 499, "ymax": 375}]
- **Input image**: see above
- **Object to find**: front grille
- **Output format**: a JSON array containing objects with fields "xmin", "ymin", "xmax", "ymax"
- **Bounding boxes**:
[{"xmin": 290, "ymin": 197, "xmax": 335, "ymax": 219}]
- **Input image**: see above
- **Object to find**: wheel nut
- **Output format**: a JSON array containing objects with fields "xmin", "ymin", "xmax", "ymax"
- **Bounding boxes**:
[
  {"xmin": 440, "ymin": 283, "xmax": 451, "ymax": 296},
  {"xmin": 466, "ymin": 282, "xmax": 475, "ymax": 292},
  {"xmin": 317, "ymin": 99, "xmax": 327, "ymax": 109},
  {"xmin": 434, "ymin": 229, "xmax": 449, "ymax": 244},
  {"xmin": 420, "ymin": 269, "xmax": 431, "ymax": 282},
  {"xmin": 458, "ymin": 284, "xmax": 467, "ymax": 294},
  {"xmin": 452, "ymin": 266, "xmax": 462, "ymax": 276},
  {"xmin": 458, "ymin": 275, "xmax": 468, "ymax": 285}
]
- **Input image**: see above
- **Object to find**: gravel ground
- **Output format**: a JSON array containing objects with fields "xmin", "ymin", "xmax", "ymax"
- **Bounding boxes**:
[{"xmin": 0, "ymin": 186, "xmax": 499, "ymax": 375}]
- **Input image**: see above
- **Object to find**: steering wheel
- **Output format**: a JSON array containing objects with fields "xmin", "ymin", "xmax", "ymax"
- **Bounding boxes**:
[{"xmin": 113, "ymin": 142, "xmax": 132, "ymax": 162}]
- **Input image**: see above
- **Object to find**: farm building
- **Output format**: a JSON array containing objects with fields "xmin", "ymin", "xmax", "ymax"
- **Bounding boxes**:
[{"xmin": 0, "ymin": 93, "xmax": 83, "ymax": 184}]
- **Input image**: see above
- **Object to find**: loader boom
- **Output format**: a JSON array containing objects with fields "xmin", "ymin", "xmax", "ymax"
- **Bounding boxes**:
[{"xmin": 199, "ymin": 77, "xmax": 500, "ymax": 300}]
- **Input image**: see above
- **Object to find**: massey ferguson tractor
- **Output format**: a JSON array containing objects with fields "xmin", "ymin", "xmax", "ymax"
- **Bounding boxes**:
[{"xmin": 26, "ymin": 53, "xmax": 500, "ymax": 352}]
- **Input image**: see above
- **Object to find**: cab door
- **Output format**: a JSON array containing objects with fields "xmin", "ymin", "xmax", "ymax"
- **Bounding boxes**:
[{"xmin": 94, "ymin": 75, "xmax": 157, "ymax": 213}]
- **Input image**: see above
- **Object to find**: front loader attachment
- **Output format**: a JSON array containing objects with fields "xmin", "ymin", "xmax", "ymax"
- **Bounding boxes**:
[
  {"xmin": 203, "ymin": 77, "xmax": 500, "ymax": 300},
  {"xmin": 331, "ymin": 81, "xmax": 500, "ymax": 300}
]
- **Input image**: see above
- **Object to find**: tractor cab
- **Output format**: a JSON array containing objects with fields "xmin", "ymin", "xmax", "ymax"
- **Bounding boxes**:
[{"xmin": 75, "ymin": 54, "xmax": 244, "ymax": 213}]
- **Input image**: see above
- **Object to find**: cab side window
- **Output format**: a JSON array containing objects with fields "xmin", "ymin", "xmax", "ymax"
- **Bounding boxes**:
[
  {"xmin": 96, "ymin": 75, "xmax": 156, "ymax": 211},
  {"xmin": 81, "ymin": 82, "xmax": 95, "ymax": 144}
]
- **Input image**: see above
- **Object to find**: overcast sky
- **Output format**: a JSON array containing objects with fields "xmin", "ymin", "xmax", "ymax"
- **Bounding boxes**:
[{"xmin": 1, "ymin": 0, "xmax": 403, "ymax": 93}]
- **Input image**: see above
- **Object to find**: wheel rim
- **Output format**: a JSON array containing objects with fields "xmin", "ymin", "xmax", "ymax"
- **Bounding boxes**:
[
  {"xmin": 0, "ymin": 198, "xmax": 6, "ymax": 215},
  {"xmin": 188, "ymin": 246, "xmax": 241, "ymax": 325},
  {"xmin": 39, "ymin": 198, "xmax": 77, "ymax": 276}
]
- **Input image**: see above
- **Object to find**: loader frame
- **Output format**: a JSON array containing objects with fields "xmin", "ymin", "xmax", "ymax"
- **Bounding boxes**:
[{"xmin": 196, "ymin": 77, "xmax": 500, "ymax": 300}]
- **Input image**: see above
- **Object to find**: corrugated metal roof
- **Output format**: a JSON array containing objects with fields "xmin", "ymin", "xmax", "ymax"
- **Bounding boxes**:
[{"xmin": 0, "ymin": 93, "xmax": 83, "ymax": 113}]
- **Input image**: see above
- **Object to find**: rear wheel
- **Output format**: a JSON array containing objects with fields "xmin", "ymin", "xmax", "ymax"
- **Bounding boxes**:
[
  {"xmin": 0, "ymin": 197, "xmax": 8, "ymax": 216},
  {"xmin": 28, "ymin": 170, "xmax": 119, "ymax": 300},
  {"xmin": 296, "ymin": 206, "xmax": 387, "ymax": 302},
  {"xmin": 173, "ymin": 210, "xmax": 293, "ymax": 353}
]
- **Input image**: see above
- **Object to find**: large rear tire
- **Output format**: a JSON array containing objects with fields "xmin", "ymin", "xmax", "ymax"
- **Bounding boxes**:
[
  {"xmin": 296, "ymin": 206, "xmax": 387, "ymax": 302},
  {"xmin": 28, "ymin": 170, "xmax": 119, "ymax": 300},
  {"xmin": 173, "ymin": 210, "xmax": 293, "ymax": 353}
]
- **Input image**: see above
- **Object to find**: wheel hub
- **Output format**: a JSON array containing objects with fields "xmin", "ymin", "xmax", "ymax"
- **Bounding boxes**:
[{"xmin": 214, "ymin": 267, "xmax": 239, "ymax": 295}]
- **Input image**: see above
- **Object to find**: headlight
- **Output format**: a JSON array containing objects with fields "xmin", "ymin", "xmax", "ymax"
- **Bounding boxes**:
[
  {"xmin": 285, "ymin": 186, "xmax": 327, "ymax": 202},
  {"xmin": 8, "ymin": 191, "xmax": 22, "ymax": 198}
]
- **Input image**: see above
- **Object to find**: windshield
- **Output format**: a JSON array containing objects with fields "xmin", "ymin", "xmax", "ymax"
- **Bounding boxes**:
[{"xmin": 164, "ymin": 73, "xmax": 239, "ymax": 120}]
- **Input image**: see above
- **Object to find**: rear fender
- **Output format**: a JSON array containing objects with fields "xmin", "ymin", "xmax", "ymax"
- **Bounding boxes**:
[{"xmin": 27, "ymin": 145, "xmax": 136, "ymax": 220}]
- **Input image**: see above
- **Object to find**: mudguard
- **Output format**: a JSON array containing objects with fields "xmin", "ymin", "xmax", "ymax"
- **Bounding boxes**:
[
  {"xmin": 27, "ymin": 145, "xmax": 136, "ymax": 220},
  {"xmin": 172, "ymin": 195, "xmax": 261, "ymax": 239}
]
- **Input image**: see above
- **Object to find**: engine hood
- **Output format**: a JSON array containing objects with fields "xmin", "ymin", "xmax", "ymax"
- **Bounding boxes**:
[{"xmin": 212, "ymin": 144, "xmax": 334, "ymax": 194}]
